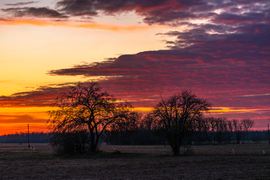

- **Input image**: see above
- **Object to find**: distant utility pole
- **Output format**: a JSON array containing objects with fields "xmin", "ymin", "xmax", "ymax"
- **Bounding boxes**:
[
  {"xmin": 28, "ymin": 124, "xmax": 30, "ymax": 148},
  {"xmin": 268, "ymin": 124, "xmax": 270, "ymax": 145}
]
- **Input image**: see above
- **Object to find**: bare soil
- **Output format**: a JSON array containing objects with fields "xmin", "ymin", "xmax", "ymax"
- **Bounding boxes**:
[{"xmin": 0, "ymin": 142, "xmax": 270, "ymax": 180}]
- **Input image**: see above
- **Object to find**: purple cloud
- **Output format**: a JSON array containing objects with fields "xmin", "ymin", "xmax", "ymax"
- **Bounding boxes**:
[
  {"xmin": 1, "ymin": 0, "xmax": 270, "ymax": 129},
  {"xmin": 54, "ymin": 0, "xmax": 270, "ymax": 26},
  {"xmin": 5, "ymin": 1, "xmax": 38, "ymax": 6},
  {"xmin": 46, "ymin": 17, "xmax": 270, "ymax": 109},
  {"xmin": 2, "ymin": 7, "xmax": 68, "ymax": 19}
]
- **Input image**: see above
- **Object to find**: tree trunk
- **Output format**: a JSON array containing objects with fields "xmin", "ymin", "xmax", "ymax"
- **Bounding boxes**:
[
  {"xmin": 172, "ymin": 145, "xmax": 180, "ymax": 156},
  {"xmin": 236, "ymin": 130, "xmax": 241, "ymax": 144},
  {"xmin": 171, "ymin": 138, "xmax": 180, "ymax": 156},
  {"xmin": 90, "ymin": 142, "xmax": 96, "ymax": 152},
  {"xmin": 90, "ymin": 131, "xmax": 96, "ymax": 153}
]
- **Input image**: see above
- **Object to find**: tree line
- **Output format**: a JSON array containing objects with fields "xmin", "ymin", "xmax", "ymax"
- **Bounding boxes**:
[
  {"xmin": 0, "ymin": 132, "xmax": 49, "ymax": 143},
  {"xmin": 0, "ymin": 130, "xmax": 268, "ymax": 145},
  {"xmin": 103, "ymin": 117, "xmax": 258, "ymax": 145},
  {"xmin": 44, "ymin": 82, "xmax": 267, "ymax": 155}
]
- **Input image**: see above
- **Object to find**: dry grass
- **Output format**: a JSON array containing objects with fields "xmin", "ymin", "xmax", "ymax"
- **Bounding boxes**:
[
  {"xmin": 0, "ymin": 142, "xmax": 270, "ymax": 179},
  {"xmin": 0, "ymin": 143, "xmax": 53, "ymax": 153},
  {"xmin": 100, "ymin": 142, "xmax": 270, "ymax": 155}
]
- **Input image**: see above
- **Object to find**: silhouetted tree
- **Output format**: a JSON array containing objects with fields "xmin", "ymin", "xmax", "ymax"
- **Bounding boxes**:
[
  {"xmin": 104, "ymin": 112, "xmax": 140, "ymax": 145},
  {"xmin": 48, "ymin": 82, "xmax": 135, "ymax": 154},
  {"xmin": 232, "ymin": 119, "xmax": 243, "ymax": 144},
  {"xmin": 50, "ymin": 129, "xmax": 89, "ymax": 154},
  {"xmin": 141, "ymin": 113, "xmax": 155, "ymax": 131},
  {"xmin": 241, "ymin": 118, "xmax": 254, "ymax": 143},
  {"xmin": 232, "ymin": 119, "xmax": 254, "ymax": 144},
  {"xmin": 139, "ymin": 113, "xmax": 167, "ymax": 145},
  {"xmin": 252, "ymin": 131, "xmax": 262, "ymax": 143},
  {"xmin": 268, "ymin": 120, "xmax": 270, "ymax": 145},
  {"xmin": 152, "ymin": 91, "xmax": 211, "ymax": 156},
  {"xmin": 227, "ymin": 120, "xmax": 234, "ymax": 143},
  {"xmin": 212, "ymin": 117, "xmax": 228, "ymax": 144}
]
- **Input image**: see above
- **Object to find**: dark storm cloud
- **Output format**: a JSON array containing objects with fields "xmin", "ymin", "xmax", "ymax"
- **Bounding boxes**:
[
  {"xmin": 2, "ymin": 7, "xmax": 68, "ymax": 18},
  {"xmin": 5, "ymin": 1, "xmax": 38, "ymax": 6}
]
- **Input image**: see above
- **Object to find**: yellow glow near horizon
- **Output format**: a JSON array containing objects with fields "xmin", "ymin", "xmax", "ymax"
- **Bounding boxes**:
[
  {"xmin": 0, "ymin": 107, "xmax": 57, "ymax": 113},
  {"xmin": 0, "ymin": 106, "xmax": 267, "ymax": 115},
  {"xmin": 0, "ymin": 106, "xmax": 268, "ymax": 135},
  {"xmin": 209, "ymin": 107, "xmax": 270, "ymax": 114},
  {"xmin": 0, "ymin": 18, "xmax": 166, "ymax": 31}
]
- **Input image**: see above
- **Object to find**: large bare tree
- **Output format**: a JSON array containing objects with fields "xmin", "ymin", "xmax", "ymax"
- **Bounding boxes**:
[
  {"xmin": 153, "ymin": 91, "xmax": 211, "ymax": 156},
  {"xmin": 48, "ymin": 82, "xmax": 135, "ymax": 153}
]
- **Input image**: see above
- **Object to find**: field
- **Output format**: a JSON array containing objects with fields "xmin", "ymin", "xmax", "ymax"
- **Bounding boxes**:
[{"xmin": 0, "ymin": 142, "xmax": 270, "ymax": 179}]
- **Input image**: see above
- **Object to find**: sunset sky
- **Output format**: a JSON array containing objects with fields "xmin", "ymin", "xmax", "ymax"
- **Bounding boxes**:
[{"xmin": 0, "ymin": 0, "xmax": 270, "ymax": 135}]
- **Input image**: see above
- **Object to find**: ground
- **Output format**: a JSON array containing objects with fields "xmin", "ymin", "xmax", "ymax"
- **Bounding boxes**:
[{"xmin": 0, "ymin": 143, "xmax": 270, "ymax": 179}]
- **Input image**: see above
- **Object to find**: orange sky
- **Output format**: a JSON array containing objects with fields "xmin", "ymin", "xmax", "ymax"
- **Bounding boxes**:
[
  {"xmin": 1, "ymin": 0, "xmax": 270, "ymax": 135},
  {"xmin": 0, "ymin": 106, "xmax": 268, "ymax": 135},
  {"xmin": 0, "ymin": 12, "xmax": 174, "ymax": 135}
]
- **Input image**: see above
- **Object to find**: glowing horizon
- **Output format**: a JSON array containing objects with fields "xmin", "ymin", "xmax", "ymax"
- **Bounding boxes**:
[{"xmin": 0, "ymin": 105, "xmax": 269, "ymax": 135}]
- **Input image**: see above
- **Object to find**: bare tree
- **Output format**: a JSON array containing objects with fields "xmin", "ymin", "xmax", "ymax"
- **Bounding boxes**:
[
  {"xmin": 232, "ymin": 119, "xmax": 243, "ymax": 144},
  {"xmin": 193, "ymin": 117, "xmax": 211, "ymax": 144},
  {"xmin": 227, "ymin": 120, "xmax": 234, "ymax": 143},
  {"xmin": 242, "ymin": 118, "xmax": 254, "ymax": 143},
  {"xmin": 48, "ymin": 82, "xmax": 135, "ymax": 154},
  {"xmin": 268, "ymin": 121, "xmax": 270, "ymax": 145},
  {"xmin": 242, "ymin": 119, "xmax": 254, "ymax": 132},
  {"xmin": 152, "ymin": 91, "xmax": 211, "ymax": 156},
  {"xmin": 208, "ymin": 117, "xmax": 217, "ymax": 144},
  {"xmin": 232, "ymin": 119, "xmax": 254, "ymax": 144},
  {"xmin": 104, "ymin": 111, "xmax": 140, "ymax": 145}
]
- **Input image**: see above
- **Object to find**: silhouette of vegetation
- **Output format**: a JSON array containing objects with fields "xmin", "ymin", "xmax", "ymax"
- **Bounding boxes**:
[
  {"xmin": 103, "ymin": 113, "xmax": 166, "ymax": 145},
  {"xmin": 47, "ymin": 82, "xmax": 137, "ymax": 154},
  {"xmin": 191, "ymin": 117, "xmax": 255, "ymax": 144},
  {"xmin": 103, "ymin": 112, "xmax": 140, "ymax": 145},
  {"xmin": 1, "ymin": 129, "xmax": 268, "ymax": 145},
  {"xmin": 29, "ymin": 84, "xmax": 261, "ymax": 156},
  {"xmin": 49, "ymin": 129, "xmax": 89, "ymax": 154},
  {"xmin": 0, "ymin": 132, "xmax": 49, "ymax": 143},
  {"xmin": 103, "ymin": 117, "xmax": 258, "ymax": 146},
  {"xmin": 151, "ymin": 91, "xmax": 212, "ymax": 156}
]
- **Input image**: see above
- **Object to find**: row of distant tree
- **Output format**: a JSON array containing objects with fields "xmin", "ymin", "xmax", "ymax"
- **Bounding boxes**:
[
  {"xmin": 103, "ymin": 117, "xmax": 266, "ymax": 145},
  {"xmin": 44, "ymin": 82, "xmax": 270, "ymax": 156},
  {"xmin": 2, "ymin": 82, "xmax": 269, "ymax": 156},
  {"xmin": 0, "ymin": 132, "xmax": 49, "ymax": 143},
  {"xmin": 0, "ymin": 129, "xmax": 268, "ymax": 145}
]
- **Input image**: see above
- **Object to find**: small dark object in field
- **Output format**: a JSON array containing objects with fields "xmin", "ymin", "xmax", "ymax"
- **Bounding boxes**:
[
  {"xmin": 113, "ymin": 148, "xmax": 121, "ymax": 154},
  {"xmin": 32, "ymin": 145, "xmax": 36, "ymax": 152},
  {"xmin": 113, "ymin": 150, "xmax": 121, "ymax": 154}
]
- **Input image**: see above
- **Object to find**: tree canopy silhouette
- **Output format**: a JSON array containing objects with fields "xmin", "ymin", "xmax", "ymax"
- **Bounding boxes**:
[
  {"xmin": 48, "ymin": 82, "xmax": 136, "ymax": 154},
  {"xmin": 152, "ymin": 91, "xmax": 211, "ymax": 156}
]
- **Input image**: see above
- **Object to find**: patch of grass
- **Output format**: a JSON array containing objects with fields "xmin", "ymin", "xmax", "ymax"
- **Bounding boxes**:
[
  {"xmin": 0, "ymin": 152, "xmax": 54, "ymax": 160},
  {"xmin": 0, "ymin": 147, "xmax": 270, "ymax": 179}
]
